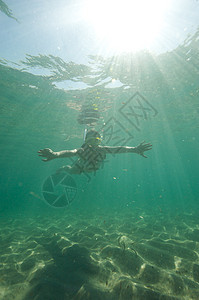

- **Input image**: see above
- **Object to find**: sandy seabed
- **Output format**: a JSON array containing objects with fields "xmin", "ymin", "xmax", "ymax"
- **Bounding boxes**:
[{"xmin": 1, "ymin": 207, "xmax": 199, "ymax": 300}]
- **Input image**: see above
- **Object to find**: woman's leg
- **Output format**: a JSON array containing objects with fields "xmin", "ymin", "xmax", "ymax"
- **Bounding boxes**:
[{"xmin": 56, "ymin": 165, "xmax": 82, "ymax": 174}]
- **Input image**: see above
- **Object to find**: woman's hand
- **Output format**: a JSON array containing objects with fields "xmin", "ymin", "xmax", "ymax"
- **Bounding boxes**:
[
  {"xmin": 38, "ymin": 148, "xmax": 57, "ymax": 162},
  {"xmin": 135, "ymin": 141, "xmax": 152, "ymax": 158}
]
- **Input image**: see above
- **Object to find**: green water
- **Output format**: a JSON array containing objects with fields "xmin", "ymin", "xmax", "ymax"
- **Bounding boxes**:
[
  {"xmin": 1, "ymin": 39, "xmax": 198, "ymax": 215},
  {"xmin": 1, "ymin": 2, "xmax": 199, "ymax": 299}
]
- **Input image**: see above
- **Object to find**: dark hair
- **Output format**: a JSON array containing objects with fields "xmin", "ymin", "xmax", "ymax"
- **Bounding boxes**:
[{"xmin": 85, "ymin": 130, "xmax": 101, "ymax": 139}]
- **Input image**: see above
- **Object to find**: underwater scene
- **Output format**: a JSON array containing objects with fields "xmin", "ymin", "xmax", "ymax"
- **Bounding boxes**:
[{"xmin": 0, "ymin": 0, "xmax": 199, "ymax": 299}]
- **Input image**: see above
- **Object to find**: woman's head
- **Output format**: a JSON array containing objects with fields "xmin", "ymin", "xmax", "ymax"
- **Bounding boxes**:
[{"xmin": 85, "ymin": 130, "xmax": 101, "ymax": 146}]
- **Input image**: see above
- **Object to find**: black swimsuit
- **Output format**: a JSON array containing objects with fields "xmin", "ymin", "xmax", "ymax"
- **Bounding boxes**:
[{"xmin": 74, "ymin": 144, "xmax": 106, "ymax": 173}]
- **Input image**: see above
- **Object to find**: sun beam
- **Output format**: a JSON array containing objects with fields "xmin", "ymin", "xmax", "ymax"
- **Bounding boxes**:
[{"xmin": 82, "ymin": 0, "xmax": 171, "ymax": 53}]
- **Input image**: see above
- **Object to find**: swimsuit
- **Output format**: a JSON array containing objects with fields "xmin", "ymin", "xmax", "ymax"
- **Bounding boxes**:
[{"xmin": 73, "ymin": 144, "xmax": 106, "ymax": 173}]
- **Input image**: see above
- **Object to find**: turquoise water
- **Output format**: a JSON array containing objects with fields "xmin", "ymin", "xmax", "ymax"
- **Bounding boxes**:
[
  {"xmin": 1, "ymin": 1, "xmax": 199, "ymax": 299},
  {"xmin": 1, "ymin": 38, "xmax": 198, "ymax": 215}
]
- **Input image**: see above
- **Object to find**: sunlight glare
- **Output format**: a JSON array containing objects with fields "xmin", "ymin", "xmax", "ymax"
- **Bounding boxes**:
[{"xmin": 83, "ymin": 0, "xmax": 171, "ymax": 52}]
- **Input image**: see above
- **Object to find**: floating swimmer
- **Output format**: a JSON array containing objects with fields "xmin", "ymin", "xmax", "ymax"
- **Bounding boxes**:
[{"xmin": 38, "ymin": 129, "xmax": 152, "ymax": 175}]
